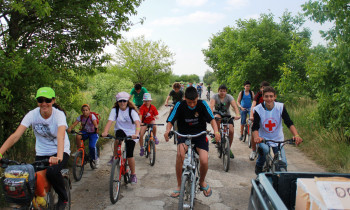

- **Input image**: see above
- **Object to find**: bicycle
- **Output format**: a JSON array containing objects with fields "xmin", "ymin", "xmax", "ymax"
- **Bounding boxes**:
[
  {"xmin": 168, "ymin": 130, "xmax": 208, "ymax": 210},
  {"xmin": 71, "ymin": 130, "xmax": 101, "ymax": 181},
  {"xmin": 206, "ymin": 91, "xmax": 210, "ymax": 101},
  {"xmin": 260, "ymin": 139, "xmax": 296, "ymax": 173},
  {"xmin": 102, "ymin": 134, "xmax": 135, "ymax": 204},
  {"xmin": 142, "ymin": 123, "xmax": 164, "ymax": 166},
  {"xmin": 214, "ymin": 111, "xmax": 232, "ymax": 172},
  {"xmin": 166, "ymin": 104, "xmax": 178, "ymax": 145},
  {"xmin": 243, "ymin": 119, "xmax": 252, "ymax": 148},
  {"xmin": 1, "ymin": 158, "xmax": 71, "ymax": 210}
]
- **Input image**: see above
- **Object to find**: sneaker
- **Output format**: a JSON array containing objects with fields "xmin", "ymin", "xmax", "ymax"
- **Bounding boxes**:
[
  {"xmin": 94, "ymin": 158, "xmax": 100, "ymax": 168},
  {"xmin": 140, "ymin": 147, "xmax": 144, "ymax": 157},
  {"xmin": 255, "ymin": 165, "xmax": 263, "ymax": 175},
  {"xmin": 230, "ymin": 150, "xmax": 234, "ymax": 159},
  {"xmin": 249, "ymin": 151, "xmax": 257, "ymax": 161},
  {"xmin": 107, "ymin": 156, "xmax": 114, "ymax": 166},
  {"xmin": 56, "ymin": 199, "xmax": 68, "ymax": 210},
  {"xmin": 239, "ymin": 135, "xmax": 244, "ymax": 141},
  {"xmin": 154, "ymin": 136, "xmax": 159, "ymax": 145},
  {"xmin": 130, "ymin": 174, "xmax": 137, "ymax": 184}
]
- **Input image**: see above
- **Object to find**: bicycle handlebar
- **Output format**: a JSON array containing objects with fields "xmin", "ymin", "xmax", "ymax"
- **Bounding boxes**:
[
  {"xmin": 1, "ymin": 158, "xmax": 51, "ymax": 170},
  {"xmin": 101, "ymin": 134, "xmax": 139, "ymax": 141},
  {"xmin": 70, "ymin": 130, "xmax": 96, "ymax": 135},
  {"xmin": 262, "ymin": 139, "xmax": 295, "ymax": 144},
  {"xmin": 141, "ymin": 123, "xmax": 165, "ymax": 127},
  {"xmin": 213, "ymin": 111, "xmax": 232, "ymax": 120},
  {"xmin": 169, "ymin": 130, "xmax": 208, "ymax": 139}
]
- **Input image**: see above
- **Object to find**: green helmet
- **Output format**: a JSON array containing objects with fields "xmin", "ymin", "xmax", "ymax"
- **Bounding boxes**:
[{"xmin": 35, "ymin": 87, "xmax": 55, "ymax": 99}]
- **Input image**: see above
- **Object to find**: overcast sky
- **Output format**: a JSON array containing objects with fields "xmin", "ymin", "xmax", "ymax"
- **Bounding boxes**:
[{"xmin": 105, "ymin": 0, "xmax": 332, "ymax": 76}]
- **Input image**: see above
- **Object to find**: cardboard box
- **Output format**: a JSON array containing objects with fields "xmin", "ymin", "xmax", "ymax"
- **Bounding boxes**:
[{"xmin": 295, "ymin": 177, "xmax": 350, "ymax": 210}]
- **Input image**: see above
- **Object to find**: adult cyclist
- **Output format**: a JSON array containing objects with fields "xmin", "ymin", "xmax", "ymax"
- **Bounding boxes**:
[
  {"xmin": 209, "ymin": 84, "xmax": 240, "ymax": 158},
  {"xmin": 237, "ymin": 81, "xmax": 254, "ymax": 141},
  {"xmin": 130, "ymin": 83, "xmax": 148, "ymax": 109}
]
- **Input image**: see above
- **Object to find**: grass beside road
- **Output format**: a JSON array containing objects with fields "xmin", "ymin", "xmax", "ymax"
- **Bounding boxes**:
[{"xmin": 283, "ymin": 97, "xmax": 350, "ymax": 173}]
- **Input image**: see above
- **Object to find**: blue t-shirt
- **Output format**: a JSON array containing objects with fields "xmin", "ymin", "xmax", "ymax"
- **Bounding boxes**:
[{"xmin": 241, "ymin": 91, "xmax": 252, "ymax": 108}]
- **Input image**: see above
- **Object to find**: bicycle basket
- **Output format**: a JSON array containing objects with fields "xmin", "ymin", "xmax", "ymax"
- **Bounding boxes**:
[{"xmin": 2, "ymin": 164, "xmax": 35, "ymax": 204}]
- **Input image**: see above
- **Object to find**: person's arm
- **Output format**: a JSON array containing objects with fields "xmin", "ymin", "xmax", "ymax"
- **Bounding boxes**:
[
  {"xmin": 210, "ymin": 119, "xmax": 220, "ymax": 142},
  {"xmin": 132, "ymin": 120, "xmax": 141, "ymax": 139},
  {"xmin": 281, "ymin": 105, "xmax": 302, "ymax": 145},
  {"xmin": 0, "ymin": 125, "xmax": 27, "ymax": 159},
  {"xmin": 102, "ymin": 120, "xmax": 113, "ymax": 137},
  {"xmin": 164, "ymin": 122, "xmax": 173, "ymax": 142},
  {"xmin": 165, "ymin": 95, "xmax": 171, "ymax": 106},
  {"xmin": 67, "ymin": 120, "xmax": 79, "ymax": 133},
  {"xmin": 50, "ymin": 125, "xmax": 65, "ymax": 164},
  {"xmin": 209, "ymin": 98, "xmax": 215, "ymax": 112},
  {"xmin": 250, "ymin": 100, "xmax": 257, "ymax": 120},
  {"xmin": 230, "ymin": 99, "xmax": 241, "ymax": 120},
  {"xmin": 237, "ymin": 91, "xmax": 242, "ymax": 109},
  {"xmin": 92, "ymin": 120, "xmax": 99, "ymax": 133},
  {"xmin": 252, "ymin": 111, "xmax": 263, "ymax": 143}
]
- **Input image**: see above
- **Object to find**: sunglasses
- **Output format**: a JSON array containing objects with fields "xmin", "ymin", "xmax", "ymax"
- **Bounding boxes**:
[
  {"xmin": 37, "ymin": 97, "xmax": 53, "ymax": 103},
  {"xmin": 118, "ymin": 100, "xmax": 128, "ymax": 103}
]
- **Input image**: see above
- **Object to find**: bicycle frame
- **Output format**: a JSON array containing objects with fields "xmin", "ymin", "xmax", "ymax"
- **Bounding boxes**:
[{"xmin": 261, "ymin": 139, "xmax": 295, "ymax": 172}]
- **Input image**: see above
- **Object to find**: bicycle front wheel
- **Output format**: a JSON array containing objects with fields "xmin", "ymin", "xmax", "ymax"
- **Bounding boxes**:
[
  {"xmin": 73, "ymin": 151, "xmax": 84, "ymax": 181},
  {"xmin": 243, "ymin": 125, "xmax": 248, "ymax": 142},
  {"xmin": 64, "ymin": 177, "xmax": 71, "ymax": 210},
  {"xmin": 109, "ymin": 158, "xmax": 122, "ymax": 204},
  {"xmin": 178, "ymin": 174, "xmax": 192, "ymax": 210},
  {"xmin": 149, "ymin": 140, "xmax": 156, "ymax": 166},
  {"xmin": 144, "ymin": 135, "xmax": 149, "ymax": 158},
  {"xmin": 223, "ymin": 137, "xmax": 230, "ymax": 172}
]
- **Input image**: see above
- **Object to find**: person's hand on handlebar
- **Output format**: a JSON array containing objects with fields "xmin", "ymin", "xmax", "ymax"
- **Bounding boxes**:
[
  {"xmin": 132, "ymin": 134, "xmax": 139, "ymax": 139},
  {"xmin": 102, "ymin": 132, "xmax": 108, "ymax": 137},
  {"xmin": 254, "ymin": 136, "xmax": 263, "ymax": 143},
  {"xmin": 234, "ymin": 115, "xmax": 241, "ymax": 120},
  {"xmin": 293, "ymin": 135, "xmax": 303, "ymax": 146},
  {"xmin": 164, "ymin": 130, "xmax": 170, "ymax": 142},
  {"xmin": 49, "ymin": 156, "xmax": 62, "ymax": 165},
  {"xmin": 214, "ymin": 131, "xmax": 220, "ymax": 143}
]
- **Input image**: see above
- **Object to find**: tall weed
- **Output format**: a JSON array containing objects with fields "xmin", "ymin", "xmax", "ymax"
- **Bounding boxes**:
[{"xmin": 283, "ymin": 97, "xmax": 350, "ymax": 173}]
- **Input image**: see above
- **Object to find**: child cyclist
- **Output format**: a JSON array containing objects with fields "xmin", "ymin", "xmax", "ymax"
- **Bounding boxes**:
[
  {"xmin": 67, "ymin": 104, "xmax": 99, "ymax": 166},
  {"xmin": 139, "ymin": 93, "xmax": 159, "ymax": 157},
  {"xmin": 165, "ymin": 82, "xmax": 184, "ymax": 109},
  {"xmin": 102, "ymin": 92, "xmax": 141, "ymax": 184},
  {"xmin": 237, "ymin": 81, "xmax": 255, "ymax": 140},
  {"xmin": 0, "ymin": 87, "xmax": 70, "ymax": 209},
  {"xmin": 252, "ymin": 86, "xmax": 302, "ymax": 175},
  {"xmin": 164, "ymin": 86, "xmax": 220, "ymax": 198}
]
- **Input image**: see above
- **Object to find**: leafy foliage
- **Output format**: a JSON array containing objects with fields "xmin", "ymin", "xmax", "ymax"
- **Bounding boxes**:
[
  {"xmin": 303, "ymin": 0, "xmax": 350, "ymax": 136},
  {"xmin": 203, "ymin": 70, "xmax": 216, "ymax": 85},
  {"xmin": 113, "ymin": 36, "xmax": 174, "ymax": 93}
]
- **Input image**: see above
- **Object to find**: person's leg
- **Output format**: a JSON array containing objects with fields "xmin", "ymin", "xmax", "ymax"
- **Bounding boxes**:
[
  {"xmin": 272, "ymin": 146, "xmax": 287, "ymax": 166},
  {"xmin": 171, "ymin": 138, "xmax": 187, "ymax": 197},
  {"xmin": 195, "ymin": 136, "xmax": 212, "ymax": 196},
  {"xmin": 139, "ymin": 126, "xmax": 147, "ymax": 156},
  {"xmin": 44, "ymin": 153, "xmax": 70, "ymax": 202},
  {"xmin": 88, "ymin": 134, "xmax": 99, "ymax": 160},
  {"xmin": 239, "ymin": 110, "xmax": 247, "ymax": 140},
  {"xmin": 126, "ymin": 140, "xmax": 136, "ymax": 184},
  {"xmin": 250, "ymin": 135, "xmax": 257, "ymax": 160},
  {"xmin": 255, "ymin": 143, "xmax": 269, "ymax": 174},
  {"xmin": 76, "ymin": 134, "xmax": 82, "ymax": 148}
]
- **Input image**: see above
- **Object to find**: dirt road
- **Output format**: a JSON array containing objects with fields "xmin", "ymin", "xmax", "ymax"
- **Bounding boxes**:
[{"xmin": 69, "ymin": 89, "xmax": 324, "ymax": 210}]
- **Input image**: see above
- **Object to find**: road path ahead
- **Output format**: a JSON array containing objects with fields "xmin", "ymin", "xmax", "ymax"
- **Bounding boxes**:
[{"xmin": 69, "ymin": 89, "xmax": 324, "ymax": 210}]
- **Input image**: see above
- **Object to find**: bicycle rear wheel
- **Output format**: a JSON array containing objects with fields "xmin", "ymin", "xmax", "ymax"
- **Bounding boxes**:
[
  {"xmin": 48, "ymin": 188, "xmax": 58, "ymax": 210},
  {"xmin": 243, "ymin": 125, "xmax": 248, "ymax": 142},
  {"xmin": 73, "ymin": 151, "xmax": 84, "ymax": 181},
  {"xmin": 178, "ymin": 174, "xmax": 192, "ymax": 210},
  {"xmin": 223, "ymin": 137, "xmax": 230, "ymax": 172},
  {"xmin": 109, "ymin": 158, "xmax": 121, "ymax": 204},
  {"xmin": 90, "ymin": 146, "xmax": 100, "ymax": 169},
  {"xmin": 149, "ymin": 140, "xmax": 156, "ymax": 166}
]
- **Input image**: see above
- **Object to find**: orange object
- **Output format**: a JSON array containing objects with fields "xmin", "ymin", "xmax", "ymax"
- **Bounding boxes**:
[{"xmin": 35, "ymin": 170, "xmax": 51, "ymax": 197}]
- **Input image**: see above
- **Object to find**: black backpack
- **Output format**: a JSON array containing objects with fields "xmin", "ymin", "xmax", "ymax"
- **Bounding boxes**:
[{"xmin": 115, "ymin": 107, "xmax": 134, "ymax": 124}]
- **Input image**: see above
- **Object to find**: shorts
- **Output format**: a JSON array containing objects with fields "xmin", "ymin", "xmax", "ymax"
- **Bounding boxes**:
[
  {"xmin": 240, "ymin": 109, "xmax": 250, "ymax": 125},
  {"xmin": 177, "ymin": 134, "xmax": 209, "ymax": 152}
]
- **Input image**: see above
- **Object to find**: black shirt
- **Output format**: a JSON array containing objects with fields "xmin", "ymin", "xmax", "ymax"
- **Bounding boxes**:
[
  {"xmin": 169, "ymin": 90, "xmax": 184, "ymax": 104},
  {"xmin": 167, "ymin": 100, "xmax": 214, "ymax": 134}
]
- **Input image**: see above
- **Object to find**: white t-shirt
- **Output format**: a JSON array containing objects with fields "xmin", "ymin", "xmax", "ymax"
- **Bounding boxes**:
[
  {"xmin": 77, "ymin": 114, "xmax": 97, "ymax": 133},
  {"xmin": 108, "ymin": 107, "xmax": 140, "ymax": 143},
  {"xmin": 21, "ymin": 107, "xmax": 71, "ymax": 156}
]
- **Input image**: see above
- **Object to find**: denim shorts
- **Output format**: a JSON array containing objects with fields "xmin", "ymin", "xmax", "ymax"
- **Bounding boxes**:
[{"xmin": 240, "ymin": 109, "xmax": 250, "ymax": 125}]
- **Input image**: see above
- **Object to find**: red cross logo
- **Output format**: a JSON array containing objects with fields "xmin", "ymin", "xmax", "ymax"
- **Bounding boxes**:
[{"xmin": 265, "ymin": 120, "xmax": 276, "ymax": 131}]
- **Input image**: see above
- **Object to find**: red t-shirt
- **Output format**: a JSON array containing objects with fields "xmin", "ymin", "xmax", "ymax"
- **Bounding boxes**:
[
  {"xmin": 254, "ymin": 91, "xmax": 264, "ymax": 105},
  {"xmin": 139, "ymin": 104, "xmax": 158, "ymax": 124}
]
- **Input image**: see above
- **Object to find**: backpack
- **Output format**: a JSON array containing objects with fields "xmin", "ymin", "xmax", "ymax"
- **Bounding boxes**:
[
  {"xmin": 80, "ymin": 112, "xmax": 100, "ymax": 130},
  {"xmin": 239, "ymin": 90, "xmax": 253, "ymax": 103},
  {"xmin": 115, "ymin": 107, "xmax": 134, "ymax": 124}
]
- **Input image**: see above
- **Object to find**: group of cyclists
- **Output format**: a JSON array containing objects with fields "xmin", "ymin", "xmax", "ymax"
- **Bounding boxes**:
[{"xmin": 0, "ymin": 80, "xmax": 303, "ymax": 207}]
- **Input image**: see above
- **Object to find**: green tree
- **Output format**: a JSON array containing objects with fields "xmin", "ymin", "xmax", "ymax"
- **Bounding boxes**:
[
  {"xmin": 0, "ymin": 0, "xmax": 143, "ymax": 141},
  {"xmin": 179, "ymin": 74, "xmax": 200, "ymax": 83},
  {"xmin": 203, "ymin": 12, "xmax": 310, "ymax": 92},
  {"xmin": 303, "ymin": 0, "xmax": 350, "ymax": 136},
  {"xmin": 203, "ymin": 70, "xmax": 216, "ymax": 85},
  {"xmin": 114, "ymin": 36, "xmax": 175, "ymax": 92}
]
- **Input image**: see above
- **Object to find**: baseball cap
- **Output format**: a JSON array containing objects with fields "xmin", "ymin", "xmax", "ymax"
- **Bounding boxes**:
[
  {"xmin": 35, "ymin": 87, "xmax": 55, "ymax": 99},
  {"xmin": 143, "ymin": 93, "xmax": 152, "ymax": 101},
  {"xmin": 115, "ymin": 92, "xmax": 130, "ymax": 101}
]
